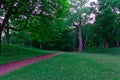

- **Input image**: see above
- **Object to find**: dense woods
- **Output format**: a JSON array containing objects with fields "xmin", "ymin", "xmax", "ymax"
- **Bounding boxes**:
[{"xmin": 0, "ymin": 0, "xmax": 120, "ymax": 52}]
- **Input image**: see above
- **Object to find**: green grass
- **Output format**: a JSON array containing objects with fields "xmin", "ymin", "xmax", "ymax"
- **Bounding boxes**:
[
  {"xmin": 109, "ymin": 47, "xmax": 120, "ymax": 54},
  {"xmin": 0, "ymin": 45, "xmax": 55, "ymax": 64},
  {"xmin": 83, "ymin": 48, "xmax": 106, "ymax": 53},
  {"xmin": 83, "ymin": 47, "xmax": 120, "ymax": 55},
  {"xmin": 1, "ymin": 52, "xmax": 120, "ymax": 80},
  {"xmin": 1, "ymin": 46, "xmax": 120, "ymax": 80}
]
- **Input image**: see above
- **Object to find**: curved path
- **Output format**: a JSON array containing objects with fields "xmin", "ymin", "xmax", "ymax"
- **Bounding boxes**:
[{"xmin": 0, "ymin": 52, "xmax": 62, "ymax": 76}]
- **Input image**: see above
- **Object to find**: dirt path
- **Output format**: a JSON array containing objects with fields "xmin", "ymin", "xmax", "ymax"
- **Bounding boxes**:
[{"xmin": 0, "ymin": 52, "xmax": 62, "ymax": 76}]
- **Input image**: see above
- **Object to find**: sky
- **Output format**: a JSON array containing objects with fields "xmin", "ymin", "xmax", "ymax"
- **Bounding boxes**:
[
  {"xmin": 87, "ymin": 0, "xmax": 97, "ymax": 23},
  {"xmin": 89, "ymin": 0, "xmax": 97, "ymax": 3},
  {"xmin": 87, "ymin": 0, "xmax": 97, "ymax": 6}
]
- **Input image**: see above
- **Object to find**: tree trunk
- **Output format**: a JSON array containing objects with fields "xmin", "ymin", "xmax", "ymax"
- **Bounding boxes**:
[
  {"xmin": 40, "ymin": 43, "xmax": 43, "ymax": 49},
  {"xmin": 105, "ymin": 40, "xmax": 109, "ymax": 52},
  {"xmin": 0, "ymin": 29, "xmax": 2, "ymax": 52},
  {"xmin": 83, "ymin": 35, "xmax": 88, "ymax": 48},
  {"xmin": 30, "ymin": 40, "xmax": 32, "ymax": 47},
  {"xmin": 116, "ymin": 41, "xmax": 119, "ymax": 47},
  {"xmin": 78, "ymin": 26, "xmax": 83, "ymax": 52},
  {"xmin": 21, "ymin": 39, "xmax": 25, "ymax": 46},
  {"xmin": 5, "ymin": 28, "xmax": 10, "ymax": 44}
]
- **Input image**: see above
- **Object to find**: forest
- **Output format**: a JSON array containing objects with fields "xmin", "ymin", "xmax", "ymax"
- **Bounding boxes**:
[{"xmin": 0, "ymin": 0, "xmax": 120, "ymax": 52}]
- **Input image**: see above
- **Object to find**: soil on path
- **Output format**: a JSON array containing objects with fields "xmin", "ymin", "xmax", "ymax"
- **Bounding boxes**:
[{"xmin": 0, "ymin": 52, "xmax": 62, "ymax": 76}]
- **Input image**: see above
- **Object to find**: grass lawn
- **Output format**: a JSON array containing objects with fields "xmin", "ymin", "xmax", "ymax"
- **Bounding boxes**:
[
  {"xmin": 83, "ymin": 47, "xmax": 120, "ymax": 55},
  {"xmin": 0, "ymin": 52, "xmax": 120, "ymax": 80},
  {"xmin": 0, "ymin": 45, "xmax": 55, "ymax": 64}
]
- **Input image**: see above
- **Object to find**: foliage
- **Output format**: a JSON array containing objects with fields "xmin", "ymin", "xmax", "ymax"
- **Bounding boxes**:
[
  {"xmin": 1, "ymin": 0, "xmax": 120, "ymax": 52},
  {"xmin": 90, "ymin": 0, "xmax": 120, "ymax": 51},
  {"xmin": 0, "ymin": 0, "xmax": 70, "ymax": 50},
  {"xmin": 94, "ymin": 7, "xmax": 119, "ymax": 41},
  {"xmin": 43, "ymin": 29, "xmax": 78, "ymax": 51}
]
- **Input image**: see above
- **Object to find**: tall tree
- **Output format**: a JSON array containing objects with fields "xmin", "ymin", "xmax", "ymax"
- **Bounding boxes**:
[
  {"xmin": 0, "ymin": 0, "xmax": 69, "ymax": 51},
  {"xmin": 67, "ymin": 0, "xmax": 92, "ymax": 52},
  {"xmin": 92, "ymin": 0, "xmax": 120, "ymax": 52},
  {"xmin": 27, "ymin": 0, "xmax": 70, "ymax": 49},
  {"xmin": 0, "ymin": 0, "xmax": 40, "ymax": 51}
]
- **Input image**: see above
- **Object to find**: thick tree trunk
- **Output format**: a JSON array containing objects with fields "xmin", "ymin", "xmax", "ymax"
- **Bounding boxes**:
[
  {"xmin": 5, "ymin": 28, "xmax": 10, "ymax": 44},
  {"xmin": 78, "ymin": 26, "xmax": 83, "ymax": 52},
  {"xmin": 105, "ymin": 40, "xmax": 109, "ymax": 52},
  {"xmin": 40, "ymin": 43, "xmax": 43, "ymax": 49},
  {"xmin": 83, "ymin": 35, "xmax": 88, "ymax": 48}
]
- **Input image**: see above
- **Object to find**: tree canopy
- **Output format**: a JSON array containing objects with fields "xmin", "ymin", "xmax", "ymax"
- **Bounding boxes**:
[{"xmin": 1, "ymin": 0, "xmax": 120, "ymax": 52}]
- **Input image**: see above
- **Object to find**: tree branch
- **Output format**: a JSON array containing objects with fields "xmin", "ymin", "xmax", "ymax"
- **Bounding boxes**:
[
  {"xmin": 6, "ymin": 16, "xmax": 30, "ymax": 32},
  {"xmin": 1, "ymin": 2, "xmax": 14, "ymax": 28},
  {"xmin": 8, "ymin": 27, "xmax": 19, "ymax": 31}
]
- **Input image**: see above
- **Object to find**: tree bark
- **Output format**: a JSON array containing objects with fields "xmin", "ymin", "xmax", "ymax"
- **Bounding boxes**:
[
  {"xmin": 105, "ymin": 40, "xmax": 109, "ymax": 52},
  {"xmin": 78, "ymin": 25, "xmax": 83, "ymax": 52},
  {"xmin": 40, "ymin": 43, "xmax": 43, "ymax": 49},
  {"xmin": 116, "ymin": 41, "xmax": 119, "ymax": 47},
  {"xmin": 83, "ymin": 35, "xmax": 88, "ymax": 48},
  {"xmin": 0, "ymin": 28, "xmax": 2, "ymax": 52},
  {"xmin": 5, "ymin": 28, "xmax": 10, "ymax": 44},
  {"xmin": 30, "ymin": 40, "xmax": 32, "ymax": 47}
]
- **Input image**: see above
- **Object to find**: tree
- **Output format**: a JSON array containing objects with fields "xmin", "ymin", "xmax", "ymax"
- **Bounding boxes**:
[
  {"xmin": 92, "ymin": 0, "xmax": 120, "ymax": 52},
  {"xmin": 0, "ymin": 0, "xmax": 40, "ymax": 51},
  {"xmin": 67, "ymin": 0, "xmax": 92, "ymax": 52},
  {"xmin": 0, "ymin": 0, "xmax": 70, "ymax": 51},
  {"xmin": 25, "ymin": 0, "xmax": 69, "ymax": 49}
]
